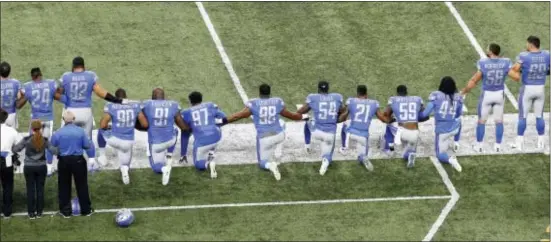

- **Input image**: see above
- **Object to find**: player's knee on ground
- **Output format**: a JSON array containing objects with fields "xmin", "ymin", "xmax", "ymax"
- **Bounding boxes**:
[
  {"xmin": 194, "ymin": 159, "xmax": 208, "ymax": 170},
  {"xmin": 149, "ymin": 157, "xmax": 164, "ymax": 174},
  {"xmin": 437, "ymin": 153, "xmax": 450, "ymax": 163}
]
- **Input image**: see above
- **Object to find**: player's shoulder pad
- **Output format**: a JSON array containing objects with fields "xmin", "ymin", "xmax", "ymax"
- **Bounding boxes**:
[
  {"xmin": 333, "ymin": 92, "xmax": 343, "ymax": 100},
  {"xmin": 60, "ymin": 71, "xmax": 72, "ymax": 79},
  {"xmin": 103, "ymin": 103, "xmax": 111, "ymax": 112},
  {"xmin": 23, "ymin": 81, "xmax": 33, "ymax": 87},
  {"xmin": 428, "ymin": 91, "xmax": 441, "ymax": 100},
  {"xmin": 387, "ymin": 96, "xmax": 395, "ymax": 104},
  {"xmin": 346, "ymin": 97, "xmax": 353, "ymax": 105}
]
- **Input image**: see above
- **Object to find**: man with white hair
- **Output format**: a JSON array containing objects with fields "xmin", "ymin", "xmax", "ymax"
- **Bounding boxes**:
[{"xmin": 51, "ymin": 111, "xmax": 94, "ymax": 218}]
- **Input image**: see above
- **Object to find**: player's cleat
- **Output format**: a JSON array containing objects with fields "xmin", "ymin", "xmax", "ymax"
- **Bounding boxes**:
[
  {"xmin": 389, "ymin": 143, "xmax": 395, "ymax": 152},
  {"xmin": 472, "ymin": 143, "xmax": 483, "ymax": 153},
  {"xmin": 362, "ymin": 158, "xmax": 374, "ymax": 172},
  {"xmin": 120, "ymin": 166, "xmax": 130, "ymax": 185},
  {"xmin": 537, "ymin": 136, "xmax": 545, "ymax": 150},
  {"xmin": 178, "ymin": 155, "xmax": 188, "ymax": 164},
  {"xmin": 268, "ymin": 162, "xmax": 281, "ymax": 181},
  {"xmin": 319, "ymin": 158, "xmax": 330, "ymax": 176},
  {"xmin": 305, "ymin": 144, "xmax": 311, "ymax": 154},
  {"xmin": 453, "ymin": 142, "xmax": 460, "ymax": 152},
  {"xmin": 209, "ymin": 161, "xmax": 217, "ymax": 179},
  {"xmin": 28, "ymin": 214, "xmax": 36, "ymax": 220},
  {"xmin": 448, "ymin": 156, "xmax": 462, "ymax": 172},
  {"xmin": 161, "ymin": 165, "xmax": 171, "ymax": 186},
  {"xmin": 407, "ymin": 153, "xmax": 416, "ymax": 168},
  {"xmin": 97, "ymin": 155, "xmax": 107, "ymax": 168},
  {"xmin": 338, "ymin": 147, "xmax": 348, "ymax": 155},
  {"xmin": 511, "ymin": 136, "xmax": 524, "ymax": 151},
  {"xmin": 274, "ymin": 143, "xmax": 283, "ymax": 159},
  {"xmin": 494, "ymin": 143, "xmax": 501, "ymax": 152}
]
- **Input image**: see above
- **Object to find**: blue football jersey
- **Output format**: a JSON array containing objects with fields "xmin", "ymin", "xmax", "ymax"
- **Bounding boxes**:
[
  {"xmin": 22, "ymin": 79, "xmax": 57, "ymax": 121},
  {"xmin": 345, "ymin": 97, "xmax": 379, "ymax": 137},
  {"xmin": 516, "ymin": 50, "xmax": 550, "ymax": 85},
  {"xmin": 478, "ymin": 58, "xmax": 513, "ymax": 91},
  {"xmin": 1, "ymin": 79, "xmax": 21, "ymax": 114},
  {"xmin": 306, "ymin": 93, "xmax": 343, "ymax": 133},
  {"xmin": 427, "ymin": 91, "xmax": 463, "ymax": 134},
  {"xmin": 388, "ymin": 96, "xmax": 423, "ymax": 123},
  {"xmin": 142, "ymin": 99, "xmax": 180, "ymax": 144},
  {"xmin": 247, "ymin": 97, "xmax": 285, "ymax": 136},
  {"xmin": 105, "ymin": 102, "xmax": 141, "ymax": 141},
  {"xmin": 181, "ymin": 102, "xmax": 225, "ymax": 146},
  {"xmin": 59, "ymin": 71, "xmax": 97, "ymax": 108}
]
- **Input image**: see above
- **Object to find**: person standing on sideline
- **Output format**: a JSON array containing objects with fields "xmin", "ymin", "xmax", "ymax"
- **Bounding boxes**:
[
  {"xmin": 12, "ymin": 120, "xmax": 59, "ymax": 219},
  {"xmin": 0, "ymin": 108, "xmax": 21, "ymax": 219},
  {"xmin": 51, "ymin": 111, "xmax": 94, "ymax": 218}
]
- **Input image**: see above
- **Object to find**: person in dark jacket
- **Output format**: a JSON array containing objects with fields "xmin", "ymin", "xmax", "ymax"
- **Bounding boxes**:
[{"xmin": 12, "ymin": 120, "xmax": 58, "ymax": 219}]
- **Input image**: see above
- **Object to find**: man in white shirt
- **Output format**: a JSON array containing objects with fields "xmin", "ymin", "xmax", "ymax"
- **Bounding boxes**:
[{"xmin": 0, "ymin": 108, "xmax": 21, "ymax": 218}]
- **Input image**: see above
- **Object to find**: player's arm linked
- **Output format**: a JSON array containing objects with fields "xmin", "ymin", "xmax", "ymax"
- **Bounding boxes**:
[
  {"xmin": 461, "ymin": 71, "xmax": 482, "ymax": 95},
  {"xmin": 174, "ymin": 114, "xmax": 190, "ymax": 131},
  {"xmin": 296, "ymin": 103, "xmax": 310, "ymax": 114},
  {"xmin": 92, "ymin": 83, "xmax": 125, "ymax": 104},
  {"xmin": 99, "ymin": 113, "xmax": 112, "ymax": 130},
  {"xmin": 281, "ymin": 107, "xmax": 308, "ymax": 121},
  {"xmin": 337, "ymin": 106, "xmax": 348, "ymax": 123},
  {"xmin": 225, "ymin": 107, "xmax": 252, "ymax": 124}
]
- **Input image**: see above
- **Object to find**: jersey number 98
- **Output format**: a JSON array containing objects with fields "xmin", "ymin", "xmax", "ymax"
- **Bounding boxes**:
[{"xmin": 259, "ymin": 106, "xmax": 276, "ymax": 125}]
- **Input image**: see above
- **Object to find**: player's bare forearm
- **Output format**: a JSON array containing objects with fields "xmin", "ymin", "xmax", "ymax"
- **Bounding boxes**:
[
  {"xmin": 376, "ymin": 110, "xmax": 390, "ymax": 123},
  {"xmin": 92, "ymin": 83, "xmax": 108, "ymax": 98},
  {"xmin": 296, "ymin": 103, "xmax": 310, "ymax": 114},
  {"xmin": 16, "ymin": 97, "xmax": 27, "ymax": 109},
  {"xmin": 383, "ymin": 106, "xmax": 393, "ymax": 117},
  {"xmin": 511, "ymin": 63, "xmax": 521, "ymax": 73},
  {"xmin": 280, "ymin": 108, "xmax": 303, "ymax": 121},
  {"xmin": 138, "ymin": 112, "xmax": 149, "ymax": 129},
  {"xmin": 99, "ymin": 113, "xmax": 111, "ymax": 129},
  {"xmin": 175, "ymin": 115, "xmax": 190, "ymax": 130},
  {"xmin": 462, "ymin": 72, "xmax": 482, "ymax": 95},
  {"xmin": 508, "ymin": 69, "xmax": 520, "ymax": 82},
  {"xmin": 227, "ymin": 107, "xmax": 251, "ymax": 123},
  {"xmin": 337, "ymin": 108, "xmax": 348, "ymax": 123}
]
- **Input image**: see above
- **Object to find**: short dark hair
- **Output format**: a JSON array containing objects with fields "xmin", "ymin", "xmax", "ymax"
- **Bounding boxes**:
[
  {"xmin": 318, "ymin": 80, "xmax": 329, "ymax": 93},
  {"xmin": 357, "ymin": 85, "xmax": 367, "ymax": 96},
  {"xmin": 259, "ymin": 84, "xmax": 271, "ymax": 96},
  {"xmin": 488, "ymin": 43, "xmax": 501, "ymax": 56},
  {"xmin": 115, "ymin": 88, "xmax": 127, "ymax": 99},
  {"xmin": 0, "ymin": 62, "xmax": 11, "ymax": 78},
  {"xmin": 151, "ymin": 88, "xmax": 165, "ymax": 100},
  {"xmin": 527, "ymin": 35, "xmax": 540, "ymax": 48},
  {"xmin": 72, "ymin": 56, "xmax": 85, "ymax": 69},
  {"xmin": 30, "ymin": 67, "xmax": 42, "ymax": 79},
  {"xmin": 439, "ymin": 76, "xmax": 457, "ymax": 100},
  {"xmin": 189, "ymin": 91, "xmax": 203, "ymax": 105},
  {"xmin": 0, "ymin": 108, "xmax": 8, "ymax": 124},
  {"xmin": 396, "ymin": 85, "xmax": 408, "ymax": 96}
]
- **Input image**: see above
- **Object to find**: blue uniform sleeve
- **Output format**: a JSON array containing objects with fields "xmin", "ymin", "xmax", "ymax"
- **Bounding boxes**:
[
  {"xmin": 51, "ymin": 132, "xmax": 59, "ymax": 147},
  {"xmin": 455, "ymin": 101, "xmax": 463, "ymax": 118},
  {"xmin": 421, "ymin": 102, "xmax": 435, "ymax": 118}
]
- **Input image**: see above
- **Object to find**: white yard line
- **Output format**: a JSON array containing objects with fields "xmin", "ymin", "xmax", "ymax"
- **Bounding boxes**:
[
  {"xmin": 423, "ymin": 156, "xmax": 461, "ymax": 242},
  {"xmin": 196, "ymin": 1, "xmax": 249, "ymax": 104},
  {"xmin": 445, "ymin": 1, "xmax": 519, "ymax": 110},
  {"xmin": 11, "ymin": 195, "xmax": 452, "ymax": 217}
]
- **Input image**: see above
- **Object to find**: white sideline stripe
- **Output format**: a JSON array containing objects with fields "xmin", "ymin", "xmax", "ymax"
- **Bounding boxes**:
[
  {"xmin": 11, "ymin": 195, "xmax": 452, "ymax": 217},
  {"xmin": 196, "ymin": 1, "xmax": 249, "ymax": 104},
  {"xmin": 423, "ymin": 156, "xmax": 461, "ymax": 242},
  {"xmin": 445, "ymin": 2, "xmax": 519, "ymax": 110}
]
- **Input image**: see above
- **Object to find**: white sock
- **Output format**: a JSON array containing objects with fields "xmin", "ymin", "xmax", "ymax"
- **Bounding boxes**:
[{"xmin": 98, "ymin": 148, "xmax": 105, "ymax": 157}]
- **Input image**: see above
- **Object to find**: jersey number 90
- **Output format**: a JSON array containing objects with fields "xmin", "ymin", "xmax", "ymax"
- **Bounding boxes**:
[{"xmin": 116, "ymin": 109, "xmax": 135, "ymax": 127}]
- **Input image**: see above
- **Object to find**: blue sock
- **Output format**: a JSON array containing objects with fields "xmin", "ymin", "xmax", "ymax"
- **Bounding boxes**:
[
  {"xmin": 97, "ymin": 130, "xmax": 106, "ymax": 148},
  {"xmin": 384, "ymin": 126, "xmax": 394, "ymax": 150},
  {"xmin": 536, "ymin": 118, "xmax": 545, "ymax": 135},
  {"xmin": 86, "ymin": 140, "xmax": 95, "ymax": 159},
  {"xmin": 495, "ymin": 123, "xmax": 504, "ymax": 144},
  {"xmin": 437, "ymin": 153, "xmax": 450, "ymax": 164},
  {"xmin": 304, "ymin": 123, "xmax": 311, "ymax": 145},
  {"xmin": 517, "ymin": 118, "xmax": 527, "ymax": 136},
  {"xmin": 454, "ymin": 123, "xmax": 462, "ymax": 142},
  {"xmin": 46, "ymin": 150, "xmax": 53, "ymax": 164},
  {"xmin": 259, "ymin": 159, "xmax": 269, "ymax": 170},
  {"xmin": 476, "ymin": 123, "xmax": 485, "ymax": 142},
  {"xmin": 180, "ymin": 130, "xmax": 191, "ymax": 157},
  {"xmin": 167, "ymin": 143, "xmax": 176, "ymax": 155},
  {"xmin": 341, "ymin": 124, "xmax": 347, "ymax": 148},
  {"xmin": 402, "ymin": 150, "xmax": 412, "ymax": 161}
]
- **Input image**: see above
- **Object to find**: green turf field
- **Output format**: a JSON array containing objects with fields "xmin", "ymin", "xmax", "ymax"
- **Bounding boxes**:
[{"xmin": 1, "ymin": 2, "xmax": 550, "ymax": 241}]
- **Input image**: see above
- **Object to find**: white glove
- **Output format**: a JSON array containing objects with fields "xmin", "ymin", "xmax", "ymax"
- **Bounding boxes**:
[
  {"xmin": 47, "ymin": 164, "xmax": 54, "ymax": 176},
  {"xmin": 301, "ymin": 114, "xmax": 310, "ymax": 120},
  {"xmin": 88, "ymin": 158, "xmax": 98, "ymax": 172}
]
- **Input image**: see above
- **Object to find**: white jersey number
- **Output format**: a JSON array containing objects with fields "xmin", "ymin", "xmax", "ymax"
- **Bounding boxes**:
[
  {"xmin": 192, "ymin": 108, "xmax": 209, "ymax": 126},
  {"xmin": 353, "ymin": 104, "xmax": 371, "ymax": 123},
  {"xmin": 319, "ymin": 102, "xmax": 337, "ymax": 120},
  {"xmin": 259, "ymin": 106, "xmax": 277, "ymax": 125},
  {"xmin": 399, "ymin": 102, "xmax": 417, "ymax": 120}
]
